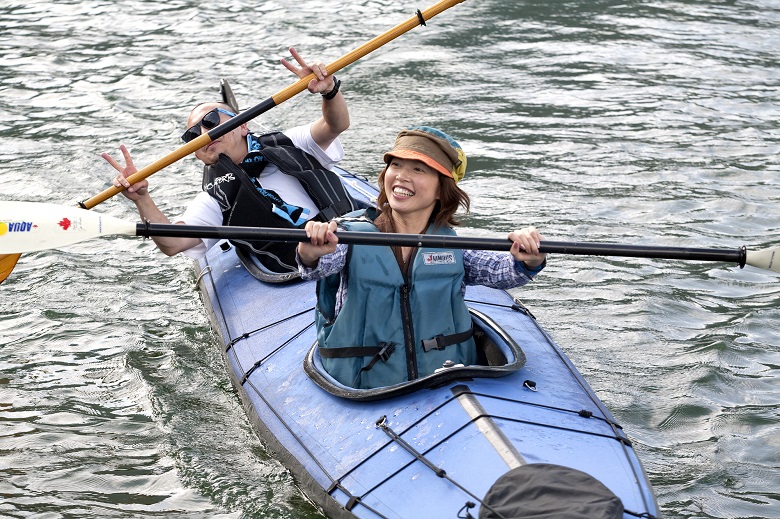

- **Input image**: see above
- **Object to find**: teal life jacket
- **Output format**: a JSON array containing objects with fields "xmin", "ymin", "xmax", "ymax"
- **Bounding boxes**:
[
  {"xmin": 202, "ymin": 131, "xmax": 357, "ymax": 273},
  {"xmin": 315, "ymin": 211, "xmax": 476, "ymax": 389}
]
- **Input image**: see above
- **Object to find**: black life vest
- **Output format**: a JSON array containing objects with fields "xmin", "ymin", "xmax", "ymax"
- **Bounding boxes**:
[{"xmin": 202, "ymin": 131, "xmax": 357, "ymax": 274}]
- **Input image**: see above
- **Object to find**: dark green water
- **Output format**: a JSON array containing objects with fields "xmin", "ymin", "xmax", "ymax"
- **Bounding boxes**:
[{"xmin": 1, "ymin": 1, "xmax": 778, "ymax": 517}]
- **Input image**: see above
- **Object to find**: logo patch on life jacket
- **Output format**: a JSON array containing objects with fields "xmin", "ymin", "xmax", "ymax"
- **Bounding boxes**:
[
  {"xmin": 205, "ymin": 172, "xmax": 235, "ymax": 191},
  {"xmin": 423, "ymin": 251, "xmax": 456, "ymax": 265}
]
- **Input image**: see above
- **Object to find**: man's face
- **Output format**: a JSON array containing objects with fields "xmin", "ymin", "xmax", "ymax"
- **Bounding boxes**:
[{"xmin": 184, "ymin": 103, "xmax": 248, "ymax": 165}]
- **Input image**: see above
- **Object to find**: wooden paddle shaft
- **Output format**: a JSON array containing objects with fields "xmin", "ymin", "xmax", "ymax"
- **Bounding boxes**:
[{"xmin": 271, "ymin": 0, "xmax": 466, "ymax": 105}]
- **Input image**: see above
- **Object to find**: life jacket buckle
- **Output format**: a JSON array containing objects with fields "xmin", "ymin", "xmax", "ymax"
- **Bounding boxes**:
[
  {"xmin": 377, "ymin": 342, "xmax": 395, "ymax": 362},
  {"xmin": 318, "ymin": 205, "xmax": 338, "ymax": 221},
  {"xmin": 422, "ymin": 335, "xmax": 445, "ymax": 352}
]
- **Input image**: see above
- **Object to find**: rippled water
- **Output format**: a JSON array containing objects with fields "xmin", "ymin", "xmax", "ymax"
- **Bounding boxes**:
[{"xmin": 1, "ymin": 1, "xmax": 778, "ymax": 518}]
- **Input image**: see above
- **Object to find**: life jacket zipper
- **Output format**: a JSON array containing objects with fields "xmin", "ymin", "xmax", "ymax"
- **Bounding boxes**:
[{"xmin": 400, "ymin": 280, "xmax": 418, "ymax": 381}]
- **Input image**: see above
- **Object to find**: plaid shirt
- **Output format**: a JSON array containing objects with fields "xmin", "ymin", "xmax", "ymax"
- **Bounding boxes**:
[{"xmin": 298, "ymin": 244, "xmax": 544, "ymax": 317}]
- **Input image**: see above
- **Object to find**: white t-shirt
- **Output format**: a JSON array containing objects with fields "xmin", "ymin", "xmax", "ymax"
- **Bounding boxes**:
[{"xmin": 178, "ymin": 123, "xmax": 344, "ymax": 259}]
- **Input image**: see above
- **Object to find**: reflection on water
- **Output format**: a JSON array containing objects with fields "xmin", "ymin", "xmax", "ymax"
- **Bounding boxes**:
[{"xmin": 1, "ymin": 1, "xmax": 778, "ymax": 517}]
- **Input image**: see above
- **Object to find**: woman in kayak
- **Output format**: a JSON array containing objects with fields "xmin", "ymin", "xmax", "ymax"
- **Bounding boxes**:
[{"xmin": 297, "ymin": 126, "xmax": 546, "ymax": 389}]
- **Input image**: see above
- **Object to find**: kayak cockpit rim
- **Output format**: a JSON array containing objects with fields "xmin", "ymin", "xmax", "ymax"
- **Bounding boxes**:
[
  {"xmin": 229, "ymin": 186, "xmax": 376, "ymax": 283},
  {"xmin": 303, "ymin": 308, "xmax": 527, "ymax": 401}
]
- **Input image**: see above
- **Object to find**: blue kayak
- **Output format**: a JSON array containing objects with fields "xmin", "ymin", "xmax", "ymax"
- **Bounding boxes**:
[{"xmin": 193, "ymin": 164, "xmax": 659, "ymax": 519}]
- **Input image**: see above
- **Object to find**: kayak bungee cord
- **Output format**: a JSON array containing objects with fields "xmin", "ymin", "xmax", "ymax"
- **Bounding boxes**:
[
  {"xmin": 224, "ymin": 306, "xmax": 314, "ymax": 351},
  {"xmin": 239, "ymin": 324, "xmax": 314, "ymax": 385},
  {"xmin": 376, "ymin": 415, "xmax": 508, "ymax": 519},
  {"xmin": 455, "ymin": 387, "xmax": 628, "ymax": 440}
]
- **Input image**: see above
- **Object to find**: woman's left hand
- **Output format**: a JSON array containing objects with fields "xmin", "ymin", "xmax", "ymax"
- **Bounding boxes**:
[{"xmin": 508, "ymin": 226, "xmax": 546, "ymax": 268}]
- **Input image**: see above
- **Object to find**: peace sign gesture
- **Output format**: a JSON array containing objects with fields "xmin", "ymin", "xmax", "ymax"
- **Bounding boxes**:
[
  {"xmin": 102, "ymin": 144, "xmax": 148, "ymax": 201},
  {"xmin": 280, "ymin": 47, "xmax": 336, "ymax": 95}
]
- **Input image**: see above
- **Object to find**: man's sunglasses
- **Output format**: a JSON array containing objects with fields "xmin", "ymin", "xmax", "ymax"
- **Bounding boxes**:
[{"xmin": 180, "ymin": 108, "xmax": 236, "ymax": 143}]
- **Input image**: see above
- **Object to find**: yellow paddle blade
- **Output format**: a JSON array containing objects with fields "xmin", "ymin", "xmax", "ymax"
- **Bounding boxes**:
[{"xmin": 0, "ymin": 253, "xmax": 21, "ymax": 284}]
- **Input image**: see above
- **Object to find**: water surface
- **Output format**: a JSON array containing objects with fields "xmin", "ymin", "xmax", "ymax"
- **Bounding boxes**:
[{"xmin": 1, "ymin": 1, "xmax": 778, "ymax": 517}]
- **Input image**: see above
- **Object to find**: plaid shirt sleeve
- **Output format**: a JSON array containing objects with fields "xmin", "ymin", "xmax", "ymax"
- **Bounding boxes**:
[
  {"xmin": 297, "ymin": 243, "xmax": 348, "ymax": 280},
  {"xmin": 297, "ymin": 244, "xmax": 349, "ymax": 317},
  {"xmin": 463, "ymin": 249, "xmax": 545, "ymax": 289}
]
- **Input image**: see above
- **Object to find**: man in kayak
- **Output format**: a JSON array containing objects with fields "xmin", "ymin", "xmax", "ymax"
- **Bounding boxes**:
[
  {"xmin": 103, "ymin": 47, "xmax": 356, "ymax": 275},
  {"xmin": 296, "ymin": 126, "xmax": 547, "ymax": 389}
]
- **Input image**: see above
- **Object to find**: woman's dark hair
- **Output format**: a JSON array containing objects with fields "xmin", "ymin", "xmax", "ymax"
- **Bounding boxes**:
[{"xmin": 375, "ymin": 165, "xmax": 470, "ymax": 228}]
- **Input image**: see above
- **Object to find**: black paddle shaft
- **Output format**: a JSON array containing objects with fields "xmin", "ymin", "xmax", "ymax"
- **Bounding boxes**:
[
  {"xmin": 206, "ymin": 98, "xmax": 276, "ymax": 141},
  {"xmin": 136, "ymin": 222, "xmax": 747, "ymax": 267}
]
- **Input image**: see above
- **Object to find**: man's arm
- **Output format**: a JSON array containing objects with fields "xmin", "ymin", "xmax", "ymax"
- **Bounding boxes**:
[
  {"xmin": 311, "ymin": 82, "xmax": 349, "ymax": 151},
  {"xmin": 126, "ymin": 195, "xmax": 202, "ymax": 256},
  {"xmin": 102, "ymin": 144, "xmax": 201, "ymax": 256},
  {"xmin": 280, "ymin": 47, "xmax": 350, "ymax": 151}
]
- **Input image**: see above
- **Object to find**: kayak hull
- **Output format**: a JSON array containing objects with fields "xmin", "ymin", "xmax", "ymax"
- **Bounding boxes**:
[{"xmin": 195, "ymin": 168, "xmax": 658, "ymax": 518}]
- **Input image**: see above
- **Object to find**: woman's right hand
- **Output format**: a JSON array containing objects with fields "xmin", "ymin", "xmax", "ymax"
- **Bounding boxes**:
[
  {"xmin": 298, "ymin": 220, "xmax": 339, "ymax": 267},
  {"xmin": 102, "ymin": 144, "xmax": 148, "ymax": 201}
]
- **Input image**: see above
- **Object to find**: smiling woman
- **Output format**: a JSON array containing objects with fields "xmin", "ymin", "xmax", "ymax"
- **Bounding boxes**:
[
  {"xmin": 194, "ymin": 161, "xmax": 659, "ymax": 518},
  {"xmin": 297, "ymin": 125, "xmax": 547, "ymax": 390}
]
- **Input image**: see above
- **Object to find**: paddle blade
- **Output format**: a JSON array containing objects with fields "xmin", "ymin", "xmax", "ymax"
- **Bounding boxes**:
[
  {"xmin": 746, "ymin": 246, "xmax": 780, "ymax": 273},
  {"xmin": 0, "ymin": 201, "xmax": 137, "ymax": 253},
  {"xmin": 0, "ymin": 253, "xmax": 21, "ymax": 283}
]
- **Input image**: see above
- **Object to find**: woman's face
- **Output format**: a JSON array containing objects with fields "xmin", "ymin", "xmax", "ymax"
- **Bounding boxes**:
[{"xmin": 383, "ymin": 157, "xmax": 441, "ymax": 221}]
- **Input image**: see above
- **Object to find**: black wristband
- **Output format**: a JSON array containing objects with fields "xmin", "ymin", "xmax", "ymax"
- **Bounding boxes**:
[{"xmin": 321, "ymin": 77, "xmax": 341, "ymax": 100}]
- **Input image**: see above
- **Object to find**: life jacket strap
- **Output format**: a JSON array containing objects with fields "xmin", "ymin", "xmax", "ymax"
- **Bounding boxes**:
[
  {"xmin": 315, "ymin": 198, "xmax": 356, "ymax": 222},
  {"xmin": 319, "ymin": 342, "xmax": 396, "ymax": 387},
  {"xmin": 318, "ymin": 342, "xmax": 395, "ymax": 361},
  {"xmin": 421, "ymin": 325, "xmax": 474, "ymax": 353}
]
